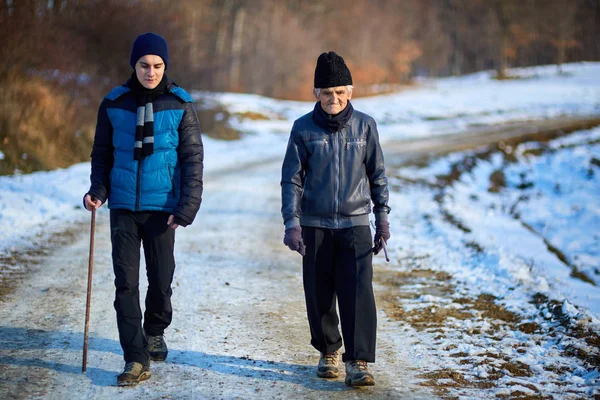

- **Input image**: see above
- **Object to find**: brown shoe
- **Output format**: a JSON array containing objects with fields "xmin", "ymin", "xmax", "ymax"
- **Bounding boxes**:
[
  {"xmin": 317, "ymin": 350, "xmax": 340, "ymax": 378},
  {"xmin": 117, "ymin": 362, "xmax": 150, "ymax": 386},
  {"xmin": 344, "ymin": 360, "xmax": 375, "ymax": 387}
]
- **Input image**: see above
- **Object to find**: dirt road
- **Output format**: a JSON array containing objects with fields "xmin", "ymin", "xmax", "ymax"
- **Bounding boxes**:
[
  {"xmin": 0, "ymin": 152, "xmax": 432, "ymax": 399},
  {"xmin": 1, "ymin": 116, "xmax": 598, "ymax": 399}
]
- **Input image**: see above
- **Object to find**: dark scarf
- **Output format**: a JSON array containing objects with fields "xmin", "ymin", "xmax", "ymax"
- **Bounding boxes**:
[
  {"xmin": 312, "ymin": 101, "xmax": 354, "ymax": 132},
  {"xmin": 128, "ymin": 72, "xmax": 168, "ymax": 160}
]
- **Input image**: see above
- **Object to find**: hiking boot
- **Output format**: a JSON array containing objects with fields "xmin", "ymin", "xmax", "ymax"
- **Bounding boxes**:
[
  {"xmin": 147, "ymin": 334, "xmax": 168, "ymax": 361},
  {"xmin": 344, "ymin": 360, "xmax": 375, "ymax": 387},
  {"xmin": 316, "ymin": 350, "xmax": 340, "ymax": 378},
  {"xmin": 117, "ymin": 362, "xmax": 150, "ymax": 386}
]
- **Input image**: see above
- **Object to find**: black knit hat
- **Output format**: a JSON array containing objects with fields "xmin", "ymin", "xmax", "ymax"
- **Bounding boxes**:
[
  {"xmin": 130, "ymin": 32, "xmax": 170, "ymax": 69},
  {"xmin": 314, "ymin": 51, "xmax": 353, "ymax": 89}
]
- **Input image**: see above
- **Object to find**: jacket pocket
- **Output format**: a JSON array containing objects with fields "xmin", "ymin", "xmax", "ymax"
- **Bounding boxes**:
[
  {"xmin": 305, "ymin": 138, "xmax": 329, "ymax": 156},
  {"xmin": 345, "ymin": 139, "xmax": 366, "ymax": 150},
  {"xmin": 306, "ymin": 137, "xmax": 328, "ymax": 146},
  {"xmin": 167, "ymin": 164, "xmax": 175, "ymax": 197}
]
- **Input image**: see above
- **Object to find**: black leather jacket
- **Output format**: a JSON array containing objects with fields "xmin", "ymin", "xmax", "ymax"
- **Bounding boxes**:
[{"xmin": 281, "ymin": 108, "xmax": 390, "ymax": 229}]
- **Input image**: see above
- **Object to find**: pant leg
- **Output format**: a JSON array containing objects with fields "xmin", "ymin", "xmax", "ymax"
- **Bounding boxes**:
[
  {"xmin": 302, "ymin": 226, "xmax": 343, "ymax": 354},
  {"xmin": 141, "ymin": 211, "xmax": 176, "ymax": 336},
  {"xmin": 335, "ymin": 225, "xmax": 377, "ymax": 363},
  {"xmin": 110, "ymin": 209, "xmax": 148, "ymax": 364}
]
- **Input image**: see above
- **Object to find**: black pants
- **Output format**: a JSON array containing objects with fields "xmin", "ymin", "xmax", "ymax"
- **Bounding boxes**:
[
  {"xmin": 110, "ymin": 209, "xmax": 176, "ymax": 365},
  {"xmin": 302, "ymin": 225, "xmax": 376, "ymax": 363}
]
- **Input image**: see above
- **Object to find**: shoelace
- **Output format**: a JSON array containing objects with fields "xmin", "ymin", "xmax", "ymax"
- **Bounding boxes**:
[
  {"xmin": 324, "ymin": 352, "xmax": 338, "ymax": 364},
  {"xmin": 349, "ymin": 360, "xmax": 368, "ymax": 371},
  {"xmin": 150, "ymin": 336, "xmax": 164, "ymax": 348},
  {"xmin": 123, "ymin": 362, "xmax": 136, "ymax": 373}
]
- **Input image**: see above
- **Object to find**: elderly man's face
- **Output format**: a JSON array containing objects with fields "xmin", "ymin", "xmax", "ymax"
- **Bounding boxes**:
[{"xmin": 315, "ymin": 86, "xmax": 352, "ymax": 115}]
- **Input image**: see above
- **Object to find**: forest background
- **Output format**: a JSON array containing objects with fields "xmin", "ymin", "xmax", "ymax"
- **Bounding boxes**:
[{"xmin": 1, "ymin": 0, "xmax": 599, "ymax": 174}]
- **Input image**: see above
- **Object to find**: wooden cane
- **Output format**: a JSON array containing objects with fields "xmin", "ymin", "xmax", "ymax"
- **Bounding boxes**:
[{"xmin": 82, "ymin": 207, "xmax": 96, "ymax": 373}]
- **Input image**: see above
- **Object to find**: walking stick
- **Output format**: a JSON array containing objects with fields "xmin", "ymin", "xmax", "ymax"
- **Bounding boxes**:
[
  {"xmin": 370, "ymin": 221, "xmax": 390, "ymax": 262},
  {"xmin": 380, "ymin": 237, "xmax": 390, "ymax": 262},
  {"xmin": 82, "ymin": 207, "xmax": 96, "ymax": 373}
]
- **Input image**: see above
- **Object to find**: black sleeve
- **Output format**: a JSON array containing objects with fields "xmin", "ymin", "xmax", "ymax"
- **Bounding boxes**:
[
  {"xmin": 173, "ymin": 101, "xmax": 204, "ymax": 226},
  {"xmin": 280, "ymin": 123, "xmax": 306, "ymax": 228},
  {"xmin": 88, "ymin": 99, "xmax": 114, "ymax": 203},
  {"xmin": 365, "ymin": 118, "xmax": 390, "ymax": 220}
]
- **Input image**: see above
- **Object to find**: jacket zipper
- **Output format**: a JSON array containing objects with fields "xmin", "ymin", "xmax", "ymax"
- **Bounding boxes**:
[
  {"xmin": 136, "ymin": 159, "xmax": 142, "ymax": 211},
  {"xmin": 333, "ymin": 131, "xmax": 341, "ymax": 228},
  {"xmin": 168, "ymin": 164, "xmax": 175, "ymax": 196}
]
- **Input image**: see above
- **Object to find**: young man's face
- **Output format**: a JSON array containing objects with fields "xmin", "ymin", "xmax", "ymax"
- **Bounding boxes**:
[
  {"xmin": 135, "ymin": 55, "xmax": 165, "ymax": 89},
  {"xmin": 315, "ymin": 86, "xmax": 352, "ymax": 115}
]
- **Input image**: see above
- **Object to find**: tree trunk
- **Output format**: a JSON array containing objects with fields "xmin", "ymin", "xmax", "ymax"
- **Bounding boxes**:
[
  {"xmin": 229, "ymin": 5, "xmax": 246, "ymax": 91},
  {"xmin": 214, "ymin": 0, "xmax": 233, "ymax": 90},
  {"xmin": 492, "ymin": 0, "xmax": 514, "ymax": 79}
]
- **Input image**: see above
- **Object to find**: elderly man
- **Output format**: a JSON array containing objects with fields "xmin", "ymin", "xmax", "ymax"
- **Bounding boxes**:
[{"xmin": 281, "ymin": 51, "xmax": 390, "ymax": 387}]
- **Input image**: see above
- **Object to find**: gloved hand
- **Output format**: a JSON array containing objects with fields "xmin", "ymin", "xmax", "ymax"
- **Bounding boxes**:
[
  {"xmin": 283, "ymin": 226, "xmax": 306, "ymax": 256},
  {"xmin": 373, "ymin": 219, "xmax": 390, "ymax": 255}
]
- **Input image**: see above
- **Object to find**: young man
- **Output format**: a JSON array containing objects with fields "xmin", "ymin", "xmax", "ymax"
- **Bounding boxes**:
[
  {"xmin": 281, "ymin": 51, "xmax": 390, "ymax": 387},
  {"xmin": 84, "ymin": 32, "xmax": 203, "ymax": 386}
]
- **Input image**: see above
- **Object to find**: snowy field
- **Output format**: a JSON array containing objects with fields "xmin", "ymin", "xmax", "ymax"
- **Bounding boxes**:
[
  {"xmin": 393, "ymin": 126, "xmax": 600, "ymax": 311},
  {"xmin": 0, "ymin": 62, "xmax": 599, "ymax": 398},
  {"xmin": 386, "ymin": 125, "xmax": 600, "ymax": 397}
]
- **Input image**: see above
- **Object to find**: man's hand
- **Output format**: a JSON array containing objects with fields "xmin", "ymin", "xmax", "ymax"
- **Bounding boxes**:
[
  {"xmin": 84, "ymin": 194, "xmax": 102, "ymax": 211},
  {"xmin": 167, "ymin": 215, "xmax": 180, "ymax": 230},
  {"xmin": 283, "ymin": 226, "xmax": 306, "ymax": 256},
  {"xmin": 373, "ymin": 219, "xmax": 390, "ymax": 255}
]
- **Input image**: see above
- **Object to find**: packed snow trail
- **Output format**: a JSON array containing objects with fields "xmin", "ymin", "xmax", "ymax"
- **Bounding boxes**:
[
  {"xmin": 2, "ymin": 116, "xmax": 599, "ymax": 399},
  {"xmin": 0, "ymin": 155, "xmax": 433, "ymax": 399}
]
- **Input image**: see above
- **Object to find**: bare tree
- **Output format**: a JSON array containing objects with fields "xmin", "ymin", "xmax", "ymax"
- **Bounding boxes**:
[
  {"xmin": 490, "ymin": 0, "xmax": 519, "ymax": 78},
  {"xmin": 229, "ymin": 4, "xmax": 246, "ymax": 91},
  {"xmin": 546, "ymin": 0, "xmax": 580, "ymax": 73}
]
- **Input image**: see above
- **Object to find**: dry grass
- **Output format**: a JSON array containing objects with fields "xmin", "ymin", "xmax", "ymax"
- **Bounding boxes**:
[
  {"xmin": 488, "ymin": 169, "xmax": 506, "ymax": 192},
  {"xmin": 0, "ymin": 73, "xmax": 95, "ymax": 174},
  {"xmin": 194, "ymin": 104, "xmax": 241, "ymax": 141},
  {"xmin": 233, "ymin": 111, "xmax": 273, "ymax": 121}
]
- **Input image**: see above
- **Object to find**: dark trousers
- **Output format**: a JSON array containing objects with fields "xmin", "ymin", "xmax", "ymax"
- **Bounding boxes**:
[
  {"xmin": 302, "ymin": 225, "xmax": 376, "ymax": 363},
  {"xmin": 110, "ymin": 209, "xmax": 176, "ymax": 365}
]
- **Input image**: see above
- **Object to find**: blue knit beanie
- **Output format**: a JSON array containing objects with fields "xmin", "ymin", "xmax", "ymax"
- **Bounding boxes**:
[{"xmin": 130, "ymin": 32, "xmax": 169, "ymax": 69}]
